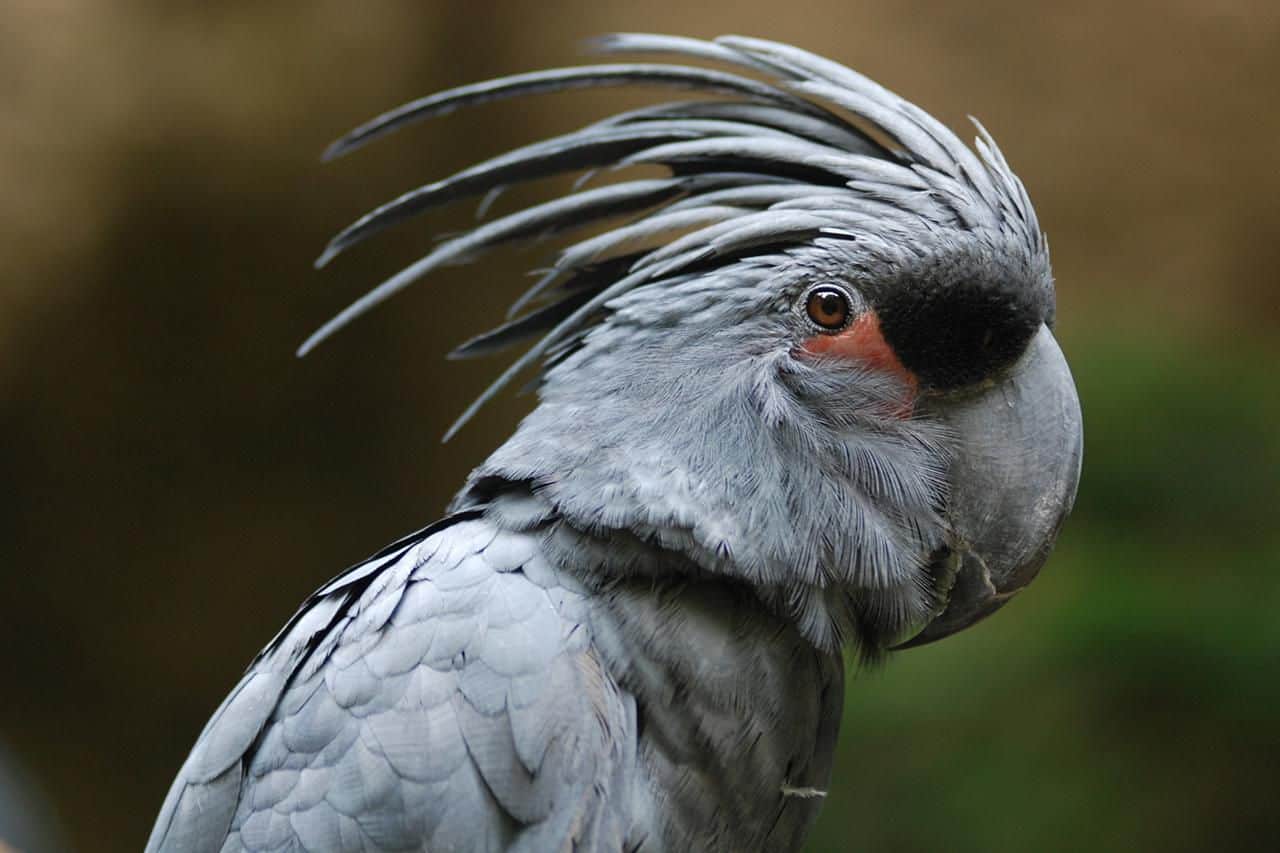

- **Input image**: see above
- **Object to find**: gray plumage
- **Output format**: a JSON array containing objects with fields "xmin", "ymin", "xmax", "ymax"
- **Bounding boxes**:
[{"xmin": 149, "ymin": 33, "xmax": 1082, "ymax": 852}]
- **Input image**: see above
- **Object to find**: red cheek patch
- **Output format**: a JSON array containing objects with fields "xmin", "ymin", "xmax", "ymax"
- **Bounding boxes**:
[{"xmin": 800, "ymin": 311, "xmax": 919, "ymax": 413}]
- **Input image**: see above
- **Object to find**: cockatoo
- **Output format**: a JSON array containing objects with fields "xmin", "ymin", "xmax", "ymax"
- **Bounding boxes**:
[{"xmin": 148, "ymin": 34, "xmax": 1082, "ymax": 852}]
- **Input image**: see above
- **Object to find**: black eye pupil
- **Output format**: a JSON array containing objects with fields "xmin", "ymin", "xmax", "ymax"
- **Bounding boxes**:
[{"xmin": 806, "ymin": 287, "xmax": 849, "ymax": 329}]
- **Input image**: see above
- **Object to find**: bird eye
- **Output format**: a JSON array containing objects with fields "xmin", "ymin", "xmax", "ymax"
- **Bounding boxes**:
[{"xmin": 805, "ymin": 286, "xmax": 852, "ymax": 331}]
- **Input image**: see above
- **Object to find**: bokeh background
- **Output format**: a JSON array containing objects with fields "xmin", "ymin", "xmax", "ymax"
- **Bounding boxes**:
[{"xmin": 2, "ymin": 2, "xmax": 1277, "ymax": 851}]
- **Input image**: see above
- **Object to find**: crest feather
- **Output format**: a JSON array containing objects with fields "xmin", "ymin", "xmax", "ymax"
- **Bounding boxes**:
[{"xmin": 307, "ymin": 34, "xmax": 1046, "ymax": 438}]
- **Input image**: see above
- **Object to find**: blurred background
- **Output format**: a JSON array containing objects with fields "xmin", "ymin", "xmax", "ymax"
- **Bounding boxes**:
[{"xmin": 2, "ymin": 1, "xmax": 1277, "ymax": 851}]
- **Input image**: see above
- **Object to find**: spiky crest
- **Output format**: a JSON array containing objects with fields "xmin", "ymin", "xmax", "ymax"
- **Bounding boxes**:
[{"xmin": 305, "ymin": 34, "xmax": 1048, "ymax": 440}]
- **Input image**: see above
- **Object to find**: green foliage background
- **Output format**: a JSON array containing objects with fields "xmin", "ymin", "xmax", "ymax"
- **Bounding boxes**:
[{"xmin": 1, "ymin": 3, "xmax": 1275, "ymax": 851}]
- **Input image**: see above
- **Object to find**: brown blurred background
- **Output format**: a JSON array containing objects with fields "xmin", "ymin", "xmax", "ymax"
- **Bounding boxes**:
[{"xmin": 2, "ymin": 2, "xmax": 1278, "ymax": 851}]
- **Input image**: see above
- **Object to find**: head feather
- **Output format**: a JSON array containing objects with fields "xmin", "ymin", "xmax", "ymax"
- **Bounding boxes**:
[{"xmin": 307, "ymin": 34, "xmax": 1049, "ymax": 439}]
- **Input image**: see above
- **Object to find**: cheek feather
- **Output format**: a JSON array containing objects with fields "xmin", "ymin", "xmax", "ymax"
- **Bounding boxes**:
[{"xmin": 800, "ymin": 311, "xmax": 919, "ymax": 409}]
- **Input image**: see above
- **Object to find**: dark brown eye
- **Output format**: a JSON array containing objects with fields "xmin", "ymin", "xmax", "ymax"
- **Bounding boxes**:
[{"xmin": 805, "ymin": 286, "xmax": 852, "ymax": 331}]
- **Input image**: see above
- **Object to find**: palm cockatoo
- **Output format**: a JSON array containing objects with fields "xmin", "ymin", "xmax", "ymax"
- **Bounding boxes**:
[{"xmin": 148, "ymin": 34, "xmax": 1083, "ymax": 853}]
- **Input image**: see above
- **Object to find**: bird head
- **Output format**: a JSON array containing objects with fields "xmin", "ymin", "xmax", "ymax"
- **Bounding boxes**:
[{"xmin": 309, "ymin": 34, "xmax": 1083, "ymax": 658}]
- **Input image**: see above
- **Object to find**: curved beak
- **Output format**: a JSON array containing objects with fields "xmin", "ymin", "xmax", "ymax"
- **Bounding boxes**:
[{"xmin": 897, "ymin": 325, "xmax": 1083, "ymax": 649}]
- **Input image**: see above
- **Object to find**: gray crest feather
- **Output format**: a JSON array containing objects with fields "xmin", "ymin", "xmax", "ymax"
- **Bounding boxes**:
[{"xmin": 307, "ymin": 33, "xmax": 1047, "ymax": 439}]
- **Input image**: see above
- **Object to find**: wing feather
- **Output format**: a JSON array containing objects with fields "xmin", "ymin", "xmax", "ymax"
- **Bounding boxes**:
[{"xmin": 146, "ymin": 515, "xmax": 631, "ymax": 852}]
